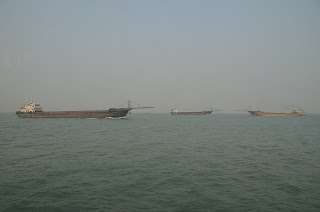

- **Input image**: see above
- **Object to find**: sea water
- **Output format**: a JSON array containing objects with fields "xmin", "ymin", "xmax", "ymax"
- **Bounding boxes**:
[{"xmin": 1, "ymin": 113, "xmax": 319, "ymax": 211}]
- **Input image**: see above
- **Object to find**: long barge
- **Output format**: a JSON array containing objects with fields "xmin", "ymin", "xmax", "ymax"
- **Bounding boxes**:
[
  {"xmin": 171, "ymin": 109, "xmax": 212, "ymax": 115},
  {"xmin": 248, "ymin": 109, "xmax": 306, "ymax": 116},
  {"xmin": 16, "ymin": 99, "xmax": 131, "ymax": 118}
]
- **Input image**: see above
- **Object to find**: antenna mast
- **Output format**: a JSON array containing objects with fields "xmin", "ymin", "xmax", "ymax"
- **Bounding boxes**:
[{"xmin": 128, "ymin": 100, "xmax": 132, "ymax": 109}]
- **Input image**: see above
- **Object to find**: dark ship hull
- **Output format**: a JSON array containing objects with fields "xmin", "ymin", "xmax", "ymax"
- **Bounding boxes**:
[
  {"xmin": 171, "ymin": 111, "xmax": 212, "ymax": 115},
  {"xmin": 16, "ymin": 108, "xmax": 130, "ymax": 119}
]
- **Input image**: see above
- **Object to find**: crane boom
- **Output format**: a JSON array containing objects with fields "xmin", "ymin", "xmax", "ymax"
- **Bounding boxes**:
[
  {"xmin": 127, "ymin": 100, "xmax": 155, "ymax": 110},
  {"xmin": 130, "ymin": 106, "xmax": 156, "ymax": 109}
]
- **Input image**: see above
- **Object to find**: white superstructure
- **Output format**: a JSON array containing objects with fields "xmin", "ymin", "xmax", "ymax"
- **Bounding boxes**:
[
  {"xmin": 171, "ymin": 109, "xmax": 179, "ymax": 113},
  {"xmin": 292, "ymin": 109, "xmax": 306, "ymax": 116},
  {"xmin": 19, "ymin": 98, "xmax": 43, "ymax": 113}
]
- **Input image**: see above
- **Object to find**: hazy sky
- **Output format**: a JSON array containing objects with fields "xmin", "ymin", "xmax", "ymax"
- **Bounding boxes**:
[{"xmin": 1, "ymin": 0, "xmax": 320, "ymax": 113}]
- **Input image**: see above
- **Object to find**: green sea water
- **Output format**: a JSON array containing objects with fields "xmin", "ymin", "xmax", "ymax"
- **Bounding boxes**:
[{"xmin": 1, "ymin": 113, "xmax": 319, "ymax": 211}]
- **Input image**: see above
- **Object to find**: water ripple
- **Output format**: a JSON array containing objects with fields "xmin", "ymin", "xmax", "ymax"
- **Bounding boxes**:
[{"xmin": 0, "ymin": 113, "xmax": 320, "ymax": 211}]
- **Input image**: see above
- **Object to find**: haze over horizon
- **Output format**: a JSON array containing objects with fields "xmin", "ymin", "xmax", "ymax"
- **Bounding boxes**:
[{"xmin": 1, "ymin": 0, "xmax": 320, "ymax": 113}]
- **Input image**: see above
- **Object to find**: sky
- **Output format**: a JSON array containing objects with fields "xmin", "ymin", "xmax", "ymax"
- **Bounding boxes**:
[{"xmin": 1, "ymin": 0, "xmax": 320, "ymax": 113}]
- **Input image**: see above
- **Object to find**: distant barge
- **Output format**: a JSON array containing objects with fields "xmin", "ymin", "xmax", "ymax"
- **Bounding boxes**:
[
  {"xmin": 171, "ymin": 109, "xmax": 212, "ymax": 115},
  {"xmin": 248, "ymin": 109, "xmax": 306, "ymax": 117},
  {"xmin": 16, "ymin": 99, "xmax": 154, "ymax": 119}
]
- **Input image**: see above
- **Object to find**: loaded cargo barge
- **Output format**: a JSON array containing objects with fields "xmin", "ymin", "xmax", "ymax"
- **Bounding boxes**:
[
  {"xmin": 248, "ymin": 109, "xmax": 306, "ymax": 116},
  {"xmin": 16, "ymin": 99, "xmax": 131, "ymax": 118},
  {"xmin": 171, "ymin": 109, "xmax": 212, "ymax": 115}
]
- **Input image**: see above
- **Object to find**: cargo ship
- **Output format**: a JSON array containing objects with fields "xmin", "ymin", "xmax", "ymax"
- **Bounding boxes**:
[
  {"xmin": 171, "ymin": 108, "xmax": 212, "ymax": 115},
  {"xmin": 16, "ymin": 99, "xmax": 154, "ymax": 119},
  {"xmin": 248, "ymin": 109, "xmax": 307, "ymax": 116}
]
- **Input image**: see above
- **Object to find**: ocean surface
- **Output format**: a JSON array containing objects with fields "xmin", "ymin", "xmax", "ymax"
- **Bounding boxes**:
[{"xmin": 1, "ymin": 112, "xmax": 319, "ymax": 211}]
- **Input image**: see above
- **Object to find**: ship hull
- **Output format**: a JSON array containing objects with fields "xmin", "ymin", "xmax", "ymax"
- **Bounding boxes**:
[
  {"xmin": 16, "ymin": 109, "xmax": 130, "ymax": 119},
  {"xmin": 171, "ymin": 111, "xmax": 212, "ymax": 115},
  {"xmin": 249, "ymin": 111, "xmax": 306, "ymax": 117}
]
